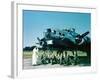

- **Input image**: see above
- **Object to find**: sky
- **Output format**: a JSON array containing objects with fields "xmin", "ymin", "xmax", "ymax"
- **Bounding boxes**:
[{"xmin": 23, "ymin": 10, "xmax": 91, "ymax": 48}]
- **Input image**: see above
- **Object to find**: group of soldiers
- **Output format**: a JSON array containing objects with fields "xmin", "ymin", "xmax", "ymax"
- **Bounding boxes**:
[
  {"xmin": 32, "ymin": 47, "xmax": 80, "ymax": 66},
  {"xmin": 40, "ymin": 50, "xmax": 80, "ymax": 66}
]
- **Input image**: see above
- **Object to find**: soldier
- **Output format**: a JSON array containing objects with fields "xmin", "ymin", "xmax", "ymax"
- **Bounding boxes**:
[{"xmin": 57, "ymin": 49, "xmax": 64, "ymax": 65}]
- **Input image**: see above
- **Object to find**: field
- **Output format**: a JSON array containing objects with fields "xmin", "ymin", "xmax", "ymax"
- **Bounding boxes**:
[{"xmin": 23, "ymin": 50, "xmax": 90, "ymax": 69}]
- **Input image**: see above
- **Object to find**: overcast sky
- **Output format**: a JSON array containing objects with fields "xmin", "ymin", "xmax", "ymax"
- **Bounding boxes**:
[{"xmin": 23, "ymin": 10, "xmax": 91, "ymax": 48}]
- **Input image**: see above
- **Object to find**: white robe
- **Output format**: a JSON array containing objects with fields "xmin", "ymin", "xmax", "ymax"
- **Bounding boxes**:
[{"xmin": 32, "ymin": 47, "xmax": 38, "ymax": 65}]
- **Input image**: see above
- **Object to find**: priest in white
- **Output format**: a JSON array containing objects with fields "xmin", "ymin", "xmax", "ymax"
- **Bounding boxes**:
[{"xmin": 32, "ymin": 47, "xmax": 39, "ymax": 66}]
